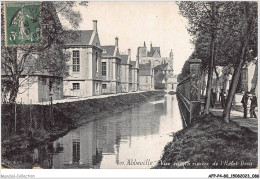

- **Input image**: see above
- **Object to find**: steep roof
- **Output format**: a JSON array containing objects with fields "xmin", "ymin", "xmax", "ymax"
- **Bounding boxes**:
[
  {"xmin": 101, "ymin": 46, "xmax": 116, "ymax": 57},
  {"xmin": 139, "ymin": 63, "xmax": 151, "ymax": 76},
  {"xmin": 154, "ymin": 63, "xmax": 173, "ymax": 72},
  {"xmin": 119, "ymin": 55, "xmax": 128, "ymax": 64},
  {"xmin": 63, "ymin": 30, "xmax": 93, "ymax": 46},
  {"xmin": 147, "ymin": 47, "xmax": 161, "ymax": 57}
]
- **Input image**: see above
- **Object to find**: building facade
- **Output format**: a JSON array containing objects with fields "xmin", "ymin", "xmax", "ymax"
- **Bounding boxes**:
[
  {"xmin": 137, "ymin": 41, "xmax": 174, "ymax": 68},
  {"xmin": 130, "ymin": 59, "xmax": 139, "ymax": 92},
  {"xmin": 139, "ymin": 63, "xmax": 154, "ymax": 91},
  {"xmin": 101, "ymin": 37, "xmax": 121, "ymax": 94},
  {"xmin": 63, "ymin": 20, "xmax": 103, "ymax": 97},
  {"xmin": 119, "ymin": 50, "xmax": 132, "ymax": 93},
  {"xmin": 2, "ymin": 71, "xmax": 63, "ymax": 104}
]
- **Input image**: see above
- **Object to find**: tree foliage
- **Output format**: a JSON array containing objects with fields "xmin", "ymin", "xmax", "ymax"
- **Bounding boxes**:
[{"xmin": 177, "ymin": 1, "xmax": 257, "ymax": 121}]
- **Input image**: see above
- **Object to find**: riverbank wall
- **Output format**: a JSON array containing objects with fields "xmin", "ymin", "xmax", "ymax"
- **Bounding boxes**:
[
  {"xmin": 2, "ymin": 91, "xmax": 165, "ymax": 159},
  {"xmin": 153, "ymin": 113, "xmax": 258, "ymax": 169}
]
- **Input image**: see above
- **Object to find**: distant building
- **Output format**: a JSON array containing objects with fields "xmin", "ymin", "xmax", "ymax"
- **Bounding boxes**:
[
  {"xmin": 119, "ymin": 50, "xmax": 132, "ymax": 93},
  {"xmin": 240, "ymin": 59, "xmax": 258, "ymax": 95},
  {"xmin": 139, "ymin": 63, "xmax": 154, "ymax": 91},
  {"xmin": 153, "ymin": 63, "xmax": 176, "ymax": 90},
  {"xmin": 101, "ymin": 37, "xmax": 121, "ymax": 94},
  {"xmin": 137, "ymin": 41, "xmax": 174, "ymax": 68},
  {"xmin": 63, "ymin": 20, "xmax": 103, "ymax": 97}
]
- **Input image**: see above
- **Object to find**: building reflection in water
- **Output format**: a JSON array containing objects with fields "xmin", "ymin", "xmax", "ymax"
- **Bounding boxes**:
[{"xmin": 49, "ymin": 94, "xmax": 182, "ymax": 169}]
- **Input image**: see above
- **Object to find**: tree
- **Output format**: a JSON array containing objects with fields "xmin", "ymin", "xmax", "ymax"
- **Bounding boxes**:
[
  {"xmin": 1, "ymin": 1, "xmax": 88, "ymax": 103},
  {"xmin": 222, "ymin": 2, "xmax": 257, "ymax": 123},
  {"xmin": 177, "ymin": 2, "xmax": 225, "ymax": 114},
  {"xmin": 178, "ymin": 2, "xmax": 257, "ymax": 122}
]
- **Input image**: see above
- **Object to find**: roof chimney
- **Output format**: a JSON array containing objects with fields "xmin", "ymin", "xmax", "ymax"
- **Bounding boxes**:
[
  {"xmin": 170, "ymin": 49, "xmax": 173, "ymax": 57},
  {"xmin": 127, "ymin": 49, "xmax": 131, "ymax": 64},
  {"xmin": 115, "ymin": 37, "xmax": 119, "ymax": 48},
  {"xmin": 93, "ymin": 20, "xmax": 97, "ymax": 33},
  {"xmin": 144, "ymin": 41, "xmax": 146, "ymax": 48},
  {"xmin": 128, "ymin": 49, "xmax": 131, "ymax": 57},
  {"xmin": 150, "ymin": 42, "xmax": 152, "ymax": 51}
]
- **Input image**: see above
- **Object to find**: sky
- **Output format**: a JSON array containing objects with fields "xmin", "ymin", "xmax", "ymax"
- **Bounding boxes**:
[{"xmin": 62, "ymin": 2, "xmax": 194, "ymax": 74}]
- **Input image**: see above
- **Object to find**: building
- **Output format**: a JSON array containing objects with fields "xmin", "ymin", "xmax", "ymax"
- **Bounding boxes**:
[
  {"xmin": 2, "ymin": 69, "xmax": 63, "ymax": 104},
  {"xmin": 240, "ymin": 59, "xmax": 258, "ymax": 95},
  {"xmin": 101, "ymin": 37, "xmax": 121, "ymax": 94},
  {"xmin": 153, "ymin": 63, "xmax": 176, "ymax": 90},
  {"xmin": 130, "ymin": 58, "xmax": 139, "ymax": 92},
  {"xmin": 63, "ymin": 20, "xmax": 103, "ymax": 97},
  {"xmin": 139, "ymin": 63, "xmax": 154, "ymax": 91},
  {"xmin": 137, "ymin": 41, "xmax": 174, "ymax": 68},
  {"xmin": 119, "ymin": 50, "xmax": 132, "ymax": 93}
]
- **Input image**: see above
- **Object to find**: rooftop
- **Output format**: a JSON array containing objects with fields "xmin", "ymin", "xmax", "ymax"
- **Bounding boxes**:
[{"xmin": 63, "ymin": 30, "xmax": 93, "ymax": 46}]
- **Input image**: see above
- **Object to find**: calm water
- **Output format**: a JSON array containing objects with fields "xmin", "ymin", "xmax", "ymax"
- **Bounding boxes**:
[{"xmin": 15, "ymin": 94, "xmax": 183, "ymax": 169}]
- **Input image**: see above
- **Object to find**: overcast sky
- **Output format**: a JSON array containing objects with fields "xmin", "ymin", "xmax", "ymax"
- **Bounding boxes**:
[{"xmin": 63, "ymin": 2, "xmax": 194, "ymax": 74}]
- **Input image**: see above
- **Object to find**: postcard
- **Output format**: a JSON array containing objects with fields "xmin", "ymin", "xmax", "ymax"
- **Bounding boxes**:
[{"xmin": 1, "ymin": 1, "xmax": 258, "ymax": 178}]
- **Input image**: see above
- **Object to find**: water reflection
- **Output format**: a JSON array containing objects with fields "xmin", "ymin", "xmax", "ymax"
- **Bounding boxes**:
[
  {"xmin": 12, "ymin": 94, "xmax": 183, "ymax": 169},
  {"xmin": 50, "ymin": 94, "xmax": 183, "ymax": 169}
]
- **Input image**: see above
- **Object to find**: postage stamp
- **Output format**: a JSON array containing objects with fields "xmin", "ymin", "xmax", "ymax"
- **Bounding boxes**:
[{"xmin": 4, "ymin": 1, "xmax": 41, "ymax": 46}]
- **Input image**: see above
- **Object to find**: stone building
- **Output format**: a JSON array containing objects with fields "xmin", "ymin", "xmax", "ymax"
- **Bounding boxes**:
[
  {"xmin": 130, "ymin": 57, "xmax": 139, "ymax": 92},
  {"xmin": 139, "ymin": 63, "xmax": 154, "ymax": 91},
  {"xmin": 153, "ymin": 63, "xmax": 176, "ymax": 90},
  {"xmin": 119, "ymin": 50, "xmax": 132, "ymax": 93},
  {"xmin": 2, "ymin": 69, "xmax": 63, "ymax": 104},
  {"xmin": 240, "ymin": 60, "xmax": 258, "ymax": 95},
  {"xmin": 63, "ymin": 20, "xmax": 103, "ymax": 97},
  {"xmin": 136, "ymin": 41, "xmax": 174, "ymax": 68},
  {"xmin": 101, "ymin": 37, "xmax": 121, "ymax": 94}
]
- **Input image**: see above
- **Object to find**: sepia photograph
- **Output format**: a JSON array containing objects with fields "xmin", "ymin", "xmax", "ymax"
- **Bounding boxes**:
[{"xmin": 0, "ymin": 0, "xmax": 259, "ymax": 178}]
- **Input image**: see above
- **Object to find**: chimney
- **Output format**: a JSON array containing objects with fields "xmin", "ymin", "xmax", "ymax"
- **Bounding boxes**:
[
  {"xmin": 150, "ymin": 42, "xmax": 152, "ymax": 51},
  {"xmin": 115, "ymin": 37, "xmax": 119, "ymax": 48},
  {"xmin": 127, "ymin": 48, "xmax": 131, "ymax": 64},
  {"xmin": 93, "ymin": 20, "xmax": 97, "ymax": 33},
  {"xmin": 144, "ymin": 41, "xmax": 146, "ymax": 48},
  {"xmin": 128, "ymin": 49, "xmax": 131, "ymax": 58},
  {"xmin": 170, "ymin": 49, "xmax": 173, "ymax": 57}
]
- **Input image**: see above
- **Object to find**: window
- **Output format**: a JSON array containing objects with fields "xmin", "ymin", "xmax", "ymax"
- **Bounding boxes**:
[
  {"xmin": 102, "ymin": 84, "xmax": 107, "ymax": 89},
  {"xmin": 72, "ymin": 83, "xmax": 80, "ymax": 90},
  {"xmin": 103, "ymin": 49, "xmax": 107, "ymax": 53},
  {"xmin": 72, "ymin": 51, "xmax": 80, "ymax": 72},
  {"xmin": 102, "ymin": 62, "xmax": 106, "ymax": 76},
  {"xmin": 146, "ymin": 76, "xmax": 148, "ymax": 83},
  {"xmin": 72, "ymin": 139, "xmax": 80, "ymax": 163},
  {"xmin": 96, "ymin": 52, "xmax": 98, "ymax": 72},
  {"xmin": 242, "ymin": 69, "xmax": 247, "ymax": 80},
  {"xmin": 49, "ymin": 80, "xmax": 53, "ymax": 92}
]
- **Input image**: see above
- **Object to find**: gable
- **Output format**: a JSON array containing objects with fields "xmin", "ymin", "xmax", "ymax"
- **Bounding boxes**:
[
  {"xmin": 153, "ymin": 50, "xmax": 161, "ymax": 57},
  {"xmin": 90, "ymin": 33, "xmax": 101, "ymax": 47}
]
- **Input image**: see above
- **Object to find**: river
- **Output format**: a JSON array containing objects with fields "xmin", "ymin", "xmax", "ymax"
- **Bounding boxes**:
[{"xmin": 15, "ymin": 94, "xmax": 183, "ymax": 169}]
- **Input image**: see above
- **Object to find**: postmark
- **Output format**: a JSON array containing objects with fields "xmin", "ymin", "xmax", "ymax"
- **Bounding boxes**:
[{"xmin": 4, "ymin": 2, "xmax": 41, "ymax": 46}]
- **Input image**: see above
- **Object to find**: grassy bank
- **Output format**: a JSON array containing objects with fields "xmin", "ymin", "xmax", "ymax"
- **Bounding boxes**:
[
  {"xmin": 153, "ymin": 113, "xmax": 257, "ymax": 169},
  {"xmin": 2, "ymin": 91, "xmax": 165, "ymax": 166}
]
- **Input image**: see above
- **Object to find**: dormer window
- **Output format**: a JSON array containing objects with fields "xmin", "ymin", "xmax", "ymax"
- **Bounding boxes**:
[{"xmin": 103, "ymin": 49, "xmax": 107, "ymax": 53}]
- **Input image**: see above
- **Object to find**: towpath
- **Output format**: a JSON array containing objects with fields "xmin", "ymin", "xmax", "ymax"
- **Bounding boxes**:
[{"xmin": 209, "ymin": 101, "xmax": 258, "ymax": 133}]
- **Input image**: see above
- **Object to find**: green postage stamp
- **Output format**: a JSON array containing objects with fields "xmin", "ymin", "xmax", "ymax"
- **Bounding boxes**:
[{"xmin": 4, "ymin": 1, "xmax": 41, "ymax": 46}]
